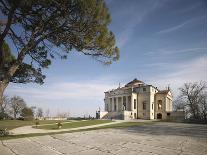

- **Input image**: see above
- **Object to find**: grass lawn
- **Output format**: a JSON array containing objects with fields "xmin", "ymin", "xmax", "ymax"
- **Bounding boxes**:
[
  {"xmin": 0, "ymin": 121, "xmax": 156, "ymax": 140},
  {"xmin": 0, "ymin": 120, "xmax": 72, "ymax": 130},
  {"xmin": 36, "ymin": 120, "xmax": 112, "ymax": 130}
]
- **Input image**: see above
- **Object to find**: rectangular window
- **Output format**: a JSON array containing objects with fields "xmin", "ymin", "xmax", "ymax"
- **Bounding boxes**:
[
  {"xmin": 143, "ymin": 101, "xmax": 146, "ymax": 110},
  {"xmin": 143, "ymin": 87, "xmax": 146, "ymax": 91},
  {"xmin": 158, "ymin": 100, "xmax": 162, "ymax": 110},
  {"xmin": 134, "ymin": 99, "xmax": 136, "ymax": 109},
  {"xmin": 152, "ymin": 103, "xmax": 154, "ymax": 110}
]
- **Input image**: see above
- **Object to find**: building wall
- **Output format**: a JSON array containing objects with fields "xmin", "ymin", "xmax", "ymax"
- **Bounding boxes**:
[
  {"xmin": 154, "ymin": 92, "xmax": 173, "ymax": 119},
  {"xmin": 103, "ymin": 85, "xmax": 173, "ymax": 120},
  {"xmin": 136, "ymin": 86, "xmax": 151, "ymax": 119}
]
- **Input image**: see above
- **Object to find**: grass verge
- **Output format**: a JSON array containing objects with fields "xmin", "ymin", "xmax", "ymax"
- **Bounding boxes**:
[
  {"xmin": 35, "ymin": 120, "xmax": 112, "ymax": 130},
  {"xmin": 0, "ymin": 120, "xmax": 72, "ymax": 130}
]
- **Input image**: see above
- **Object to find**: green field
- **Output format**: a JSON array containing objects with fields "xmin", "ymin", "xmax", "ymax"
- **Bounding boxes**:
[
  {"xmin": 36, "ymin": 120, "xmax": 112, "ymax": 130},
  {"xmin": 0, "ymin": 120, "xmax": 72, "ymax": 130}
]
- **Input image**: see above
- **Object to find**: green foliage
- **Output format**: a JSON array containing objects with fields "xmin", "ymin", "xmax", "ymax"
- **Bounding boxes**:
[
  {"xmin": 0, "ymin": 0, "xmax": 119, "ymax": 85},
  {"xmin": 57, "ymin": 122, "xmax": 63, "ymax": 129},
  {"xmin": 0, "ymin": 42, "xmax": 46, "ymax": 84},
  {"xmin": 0, "ymin": 112, "xmax": 10, "ymax": 120},
  {"xmin": 0, "ymin": 128, "xmax": 9, "ymax": 137},
  {"xmin": 20, "ymin": 107, "xmax": 34, "ymax": 120},
  {"xmin": 35, "ymin": 120, "xmax": 40, "ymax": 128}
]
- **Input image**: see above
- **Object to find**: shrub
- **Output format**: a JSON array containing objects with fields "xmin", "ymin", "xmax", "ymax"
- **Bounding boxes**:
[
  {"xmin": 0, "ymin": 112, "xmax": 10, "ymax": 120},
  {"xmin": 0, "ymin": 128, "xmax": 9, "ymax": 137},
  {"xmin": 35, "ymin": 121, "xmax": 40, "ymax": 128},
  {"xmin": 57, "ymin": 122, "xmax": 63, "ymax": 129}
]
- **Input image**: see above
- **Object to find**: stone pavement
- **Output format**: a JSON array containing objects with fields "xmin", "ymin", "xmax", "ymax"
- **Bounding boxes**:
[{"xmin": 1, "ymin": 122, "xmax": 207, "ymax": 155}]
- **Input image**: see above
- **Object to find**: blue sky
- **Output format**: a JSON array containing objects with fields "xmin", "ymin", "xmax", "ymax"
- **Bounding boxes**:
[{"xmin": 6, "ymin": 0, "xmax": 207, "ymax": 117}]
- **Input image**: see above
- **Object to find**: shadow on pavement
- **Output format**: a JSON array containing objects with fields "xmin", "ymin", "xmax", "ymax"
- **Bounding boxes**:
[{"xmin": 121, "ymin": 122, "xmax": 207, "ymax": 138}]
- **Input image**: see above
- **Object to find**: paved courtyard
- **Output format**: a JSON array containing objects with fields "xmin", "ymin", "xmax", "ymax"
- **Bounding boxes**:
[{"xmin": 0, "ymin": 122, "xmax": 207, "ymax": 155}]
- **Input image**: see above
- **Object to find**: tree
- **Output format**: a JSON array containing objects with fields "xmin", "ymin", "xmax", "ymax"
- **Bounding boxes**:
[
  {"xmin": 36, "ymin": 107, "xmax": 43, "ymax": 118},
  {"xmin": 45, "ymin": 108, "xmax": 50, "ymax": 117},
  {"xmin": 199, "ymin": 93, "xmax": 207, "ymax": 120},
  {"xmin": 173, "ymin": 97, "xmax": 185, "ymax": 112},
  {"xmin": 20, "ymin": 106, "xmax": 34, "ymax": 120},
  {"xmin": 10, "ymin": 96, "xmax": 26, "ymax": 119},
  {"xmin": 179, "ymin": 81, "xmax": 207, "ymax": 120},
  {"xmin": 0, "ymin": 95, "xmax": 9, "ymax": 113},
  {"xmin": 0, "ymin": 0, "xmax": 119, "ymax": 106}
]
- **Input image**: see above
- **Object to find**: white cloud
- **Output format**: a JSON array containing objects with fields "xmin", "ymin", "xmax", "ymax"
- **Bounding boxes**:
[
  {"xmin": 157, "ymin": 16, "xmax": 207, "ymax": 34},
  {"xmin": 5, "ymin": 78, "xmax": 118, "ymax": 117},
  {"xmin": 157, "ymin": 21, "xmax": 189, "ymax": 34},
  {"xmin": 145, "ymin": 47, "xmax": 207, "ymax": 57},
  {"xmin": 147, "ymin": 56, "xmax": 207, "ymax": 97}
]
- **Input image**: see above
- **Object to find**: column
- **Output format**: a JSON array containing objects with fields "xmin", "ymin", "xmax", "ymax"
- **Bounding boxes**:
[{"xmin": 131, "ymin": 96, "xmax": 133, "ymax": 111}]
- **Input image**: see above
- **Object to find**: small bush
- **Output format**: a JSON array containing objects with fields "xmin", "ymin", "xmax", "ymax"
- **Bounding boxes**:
[
  {"xmin": 35, "ymin": 121, "xmax": 40, "ymax": 128},
  {"xmin": 0, "ymin": 112, "xmax": 10, "ymax": 120},
  {"xmin": 57, "ymin": 122, "xmax": 63, "ymax": 129},
  {"xmin": 0, "ymin": 128, "xmax": 9, "ymax": 137}
]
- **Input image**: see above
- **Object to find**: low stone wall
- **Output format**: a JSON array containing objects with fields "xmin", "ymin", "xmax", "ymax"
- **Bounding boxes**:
[{"xmin": 166, "ymin": 111, "xmax": 185, "ymax": 121}]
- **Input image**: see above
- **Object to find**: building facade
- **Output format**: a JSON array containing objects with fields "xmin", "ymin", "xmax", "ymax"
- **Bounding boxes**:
[{"xmin": 100, "ymin": 79, "xmax": 173, "ymax": 120}]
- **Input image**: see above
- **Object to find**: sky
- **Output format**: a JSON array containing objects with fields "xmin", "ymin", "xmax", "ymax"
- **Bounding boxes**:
[{"xmin": 5, "ymin": 0, "xmax": 207, "ymax": 117}]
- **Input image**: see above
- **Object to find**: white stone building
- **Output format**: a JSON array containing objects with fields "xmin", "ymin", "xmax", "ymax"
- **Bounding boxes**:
[{"xmin": 100, "ymin": 79, "xmax": 173, "ymax": 120}]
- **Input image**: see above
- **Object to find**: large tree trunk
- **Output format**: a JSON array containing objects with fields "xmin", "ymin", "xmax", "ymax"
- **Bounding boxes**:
[{"xmin": 0, "ymin": 82, "xmax": 8, "ymax": 111}]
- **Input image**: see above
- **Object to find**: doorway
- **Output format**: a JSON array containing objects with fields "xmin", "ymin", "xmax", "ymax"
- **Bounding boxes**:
[{"xmin": 157, "ymin": 113, "xmax": 162, "ymax": 119}]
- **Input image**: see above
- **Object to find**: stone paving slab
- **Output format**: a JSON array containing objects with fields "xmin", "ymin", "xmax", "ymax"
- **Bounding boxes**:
[{"xmin": 1, "ymin": 122, "xmax": 207, "ymax": 155}]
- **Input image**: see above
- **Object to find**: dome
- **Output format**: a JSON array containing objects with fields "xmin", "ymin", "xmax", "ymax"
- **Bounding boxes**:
[{"xmin": 125, "ymin": 78, "xmax": 144, "ymax": 87}]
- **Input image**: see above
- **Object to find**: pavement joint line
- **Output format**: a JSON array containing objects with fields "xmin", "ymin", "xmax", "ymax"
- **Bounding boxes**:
[
  {"xmin": 27, "ymin": 137, "xmax": 65, "ymax": 155},
  {"xmin": 1, "ymin": 140, "xmax": 18, "ymax": 155}
]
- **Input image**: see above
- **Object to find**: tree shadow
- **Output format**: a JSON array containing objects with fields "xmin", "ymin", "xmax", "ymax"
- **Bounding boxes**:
[{"xmin": 121, "ymin": 122, "xmax": 207, "ymax": 139}]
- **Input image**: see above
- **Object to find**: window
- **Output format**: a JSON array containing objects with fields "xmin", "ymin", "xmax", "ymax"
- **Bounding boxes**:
[
  {"xmin": 152, "ymin": 103, "xmax": 154, "ymax": 110},
  {"xmin": 143, "ymin": 101, "xmax": 146, "ymax": 110},
  {"xmin": 134, "ymin": 99, "xmax": 136, "ymax": 109},
  {"xmin": 143, "ymin": 87, "xmax": 146, "ymax": 91},
  {"xmin": 158, "ymin": 100, "xmax": 162, "ymax": 110},
  {"xmin": 127, "ymin": 96, "xmax": 131, "ymax": 110},
  {"xmin": 167, "ymin": 113, "xmax": 170, "ymax": 116}
]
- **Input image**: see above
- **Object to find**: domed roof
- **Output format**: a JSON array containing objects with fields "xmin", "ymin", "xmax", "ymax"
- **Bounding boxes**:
[{"xmin": 125, "ymin": 78, "xmax": 144, "ymax": 87}]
